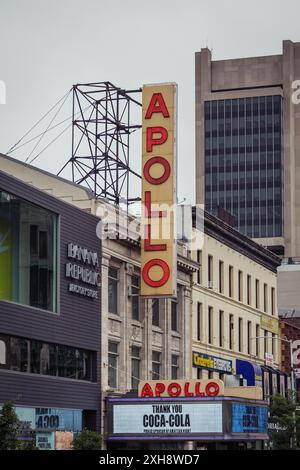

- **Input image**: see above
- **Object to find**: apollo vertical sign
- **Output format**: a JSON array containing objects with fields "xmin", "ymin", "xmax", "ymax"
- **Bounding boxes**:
[{"xmin": 141, "ymin": 83, "xmax": 177, "ymax": 297}]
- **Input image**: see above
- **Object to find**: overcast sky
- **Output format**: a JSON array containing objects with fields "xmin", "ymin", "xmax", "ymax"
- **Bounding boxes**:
[{"xmin": 0, "ymin": 0, "xmax": 300, "ymax": 205}]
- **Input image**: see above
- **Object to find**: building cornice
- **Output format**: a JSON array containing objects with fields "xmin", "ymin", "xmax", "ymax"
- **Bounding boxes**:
[{"xmin": 193, "ymin": 208, "xmax": 281, "ymax": 273}]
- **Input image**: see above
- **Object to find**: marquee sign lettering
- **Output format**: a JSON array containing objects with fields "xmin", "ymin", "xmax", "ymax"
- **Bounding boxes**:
[
  {"xmin": 141, "ymin": 83, "xmax": 177, "ymax": 297},
  {"xmin": 138, "ymin": 379, "xmax": 224, "ymax": 398}
]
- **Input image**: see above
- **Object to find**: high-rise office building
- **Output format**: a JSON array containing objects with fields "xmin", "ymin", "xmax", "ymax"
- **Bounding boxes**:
[{"xmin": 195, "ymin": 40, "xmax": 300, "ymax": 257}]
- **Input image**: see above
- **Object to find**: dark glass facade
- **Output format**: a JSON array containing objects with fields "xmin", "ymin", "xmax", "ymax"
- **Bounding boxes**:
[
  {"xmin": 0, "ymin": 333, "xmax": 93, "ymax": 381},
  {"xmin": 204, "ymin": 96, "xmax": 283, "ymax": 238},
  {"xmin": 0, "ymin": 169, "xmax": 101, "ymax": 434},
  {"xmin": 0, "ymin": 190, "xmax": 57, "ymax": 311}
]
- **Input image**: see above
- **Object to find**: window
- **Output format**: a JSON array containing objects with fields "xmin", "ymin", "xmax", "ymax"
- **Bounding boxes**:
[
  {"xmin": 197, "ymin": 303, "xmax": 202, "ymax": 341},
  {"xmin": 10, "ymin": 337, "xmax": 29, "ymax": 372},
  {"xmin": 271, "ymin": 287, "xmax": 275, "ymax": 315},
  {"xmin": 1, "ymin": 334, "xmax": 92, "ymax": 380},
  {"xmin": 152, "ymin": 300, "xmax": 160, "ymax": 327},
  {"xmin": 171, "ymin": 355, "xmax": 179, "ymax": 380},
  {"xmin": 131, "ymin": 275, "xmax": 140, "ymax": 321},
  {"xmin": 171, "ymin": 300, "xmax": 178, "ymax": 332},
  {"xmin": 247, "ymin": 321, "xmax": 252, "ymax": 355},
  {"xmin": 264, "ymin": 283, "xmax": 268, "ymax": 313},
  {"xmin": 219, "ymin": 311, "xmax": 224, "ymax": 347},
  {"xmin": 197, "ymin": 368, "xmax": 203, "ymax": 379},
  {"xmin": 264, "ymin": 330, "xmax": 268, "ymax": 355},
  {"xmin": 208, "ymin": 255, "xmax": 213, "ymax": 285},
  {"xmin": 108, "ymin": 341, "xmax": 118, "ymax": 388},
  {"xmin": 247, "ymin": 275, "xmax": 251, "ymax": 306},
  {"xmin": 238, "ymin": 318, "xmax": 243, "ymax": 352},
  {"xmin": 208, "ymin": 371, "xmax": 213, "ymax": 379},
  {"xmin": 152, "ymin": 351, "xmax": 161, "ymax": 380},
  {"xmin": 238, "ymin": 270, "xmax": 243, "ymax": 302},
  {"xmin": 57, "ymin": 344, "xmax": 76, "ymax": 379},
  {"xmin": 219, "ymin": 261, "xmax": 224, "ymax": 293},
  {"xmin": 0, "ymin": 338, "xmax": 6, "ymax": 365},
  {"xmin": 0, "ymin": 190, "xmax": 57, "ymax": 311},
  {"xmin": 208, "ymin": 307, "xmax": 213, "ymax": 345},
  {"xmin": 204, "ymin": 96, "xmax": 283, "ymax": 239},
  {"xmin": 256, "ymin": 324, "xmax": 260, "ymax": 357},
  {"xmin": 197, "ymin": 250, "xmax": 202, "ymax": 284},
  {"xmin": 131, "ymin": 346, "xmax": 141, "ymax": 390},
  {"xmin": 255, "ymin": 279, "xmax": 260, "ymax": 309},
  {"xmin": 229, "ymin": 266, "xmax": 234, "ymax": 298},
  {"xmin": 108, "ymin": 267, "xmax": 119, "ymax": 314},
  {"xmin": 229, "ymin": 314, "xmax": 234, "ymax": 350},
  {"xmin": 272, "ymin": 333, "xmax": 275, "ymax": 356}
]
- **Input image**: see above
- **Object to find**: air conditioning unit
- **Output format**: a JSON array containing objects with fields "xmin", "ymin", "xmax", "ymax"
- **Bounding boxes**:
[{"xmin": 208, "ymin": 281, "xmax": 213, "ymax": 289}]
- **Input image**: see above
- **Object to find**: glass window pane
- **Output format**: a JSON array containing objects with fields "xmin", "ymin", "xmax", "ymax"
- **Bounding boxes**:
[
  {"xmin": 10, "ymin": 337, "xmax": 29, "ymax": 372},
  {"xmin": 0, "ymin": 190, "xmax": 57, "ymax": 312}
]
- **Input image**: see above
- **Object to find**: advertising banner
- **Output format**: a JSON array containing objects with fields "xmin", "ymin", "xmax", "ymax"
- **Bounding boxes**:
[
  {"xmin": 260, "ymin": 315, "xmax": 279, "ymax": 335},
  {"xmin": 112, "ymin": 402, "xmax": 223, "ymax": 436},
  {"xmin": 36, "ymin": 432, "xmax": 55, "ymax": 450},
  {"xmin": 35, "ymin": 408, "xmax": 82, "ymax": 432},
  {"xmin": 231, "ymin": 403, "xmax": 268, "ymax": 434}
]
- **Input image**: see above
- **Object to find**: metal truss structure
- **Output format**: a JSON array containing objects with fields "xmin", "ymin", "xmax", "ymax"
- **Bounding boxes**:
[{"xmin": 58, "ymin": 81, "xmax": 142, "ymax": 207}]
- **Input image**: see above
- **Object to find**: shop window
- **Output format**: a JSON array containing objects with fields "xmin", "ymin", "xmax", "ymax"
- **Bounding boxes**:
[{"xmin": 0, "ymin": 190, "xmax": 57, "ymax": 312}]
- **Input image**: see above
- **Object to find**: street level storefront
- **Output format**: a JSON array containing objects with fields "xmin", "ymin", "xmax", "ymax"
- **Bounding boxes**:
[
  {"xmin": 0, "ymin": 170, "xmax": 101, "ymax": 446},
  {"xmin": 106, "ymin": 380, "xmax": 268, "ymax": 450}
]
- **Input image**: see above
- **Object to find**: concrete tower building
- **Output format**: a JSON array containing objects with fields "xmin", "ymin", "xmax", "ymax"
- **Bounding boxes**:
[{"xmin": 195, "ymin": 40, "xmax": 300, "ymax": 258}]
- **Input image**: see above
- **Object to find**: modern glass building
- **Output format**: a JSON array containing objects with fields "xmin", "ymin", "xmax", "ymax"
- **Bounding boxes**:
[
  {"xmin": 204, "ymin": 95, "xmax": 283, "ymax": 239},
  {"xmin": 0, "ymin": 170, "xmax": 101, "ymax": 447}
]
